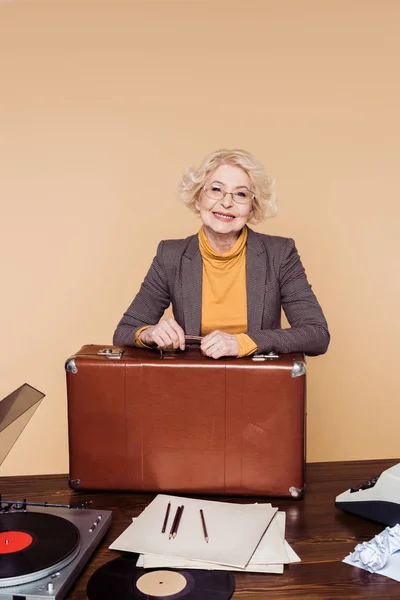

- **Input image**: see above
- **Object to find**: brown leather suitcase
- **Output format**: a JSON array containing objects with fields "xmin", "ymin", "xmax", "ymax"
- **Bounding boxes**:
[{"xmin": 65, "ymin": 345, "xmax": 307, "ymax": 498}]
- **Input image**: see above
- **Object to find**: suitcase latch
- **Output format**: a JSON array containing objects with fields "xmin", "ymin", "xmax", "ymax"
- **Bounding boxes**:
[
  {"xmin": 97, "ymin": 348, "xmax": 124, "ymax": 359},
  {"xmin": 251, "ymin": 351, "xmax": 279, "ymax": 361}
]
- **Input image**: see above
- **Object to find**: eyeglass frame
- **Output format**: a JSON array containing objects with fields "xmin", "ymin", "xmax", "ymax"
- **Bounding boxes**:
[{"xmin": 202, "ymin": 184, "xmax": 256, "ymax": 205}]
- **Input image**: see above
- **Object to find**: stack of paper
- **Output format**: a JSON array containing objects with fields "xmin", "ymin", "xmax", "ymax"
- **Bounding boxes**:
[{"xmin": 110, "ymin": 494, "xmax": 300, "ymax": 574}]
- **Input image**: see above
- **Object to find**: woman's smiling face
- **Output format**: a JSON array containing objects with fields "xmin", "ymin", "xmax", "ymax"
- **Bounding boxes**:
[{"xmin": 195, "ymin": 164, "xmax": 254, "ymax": 239}]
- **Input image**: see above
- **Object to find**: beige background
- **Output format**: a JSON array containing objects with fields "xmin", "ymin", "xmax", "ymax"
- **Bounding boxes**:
[{"xmin": 0, "ymin": 0, "xmax": 399, "ymax": 476}]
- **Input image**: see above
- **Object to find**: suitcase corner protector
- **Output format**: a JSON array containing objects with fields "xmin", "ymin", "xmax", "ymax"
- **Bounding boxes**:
[
  {"xmin": 289, "ymin": 484, "xmax": 306, "ymax": 499},
  {"xmin": 68, "ymin": 477, "xmax": 81, "ymax": 490},
  {"xmin": 291, "ymin": 360, "xmax": 307, "ymax": 378},
  {"xmin": 65, "ymin": 358, "xmax": 78, "ymax": 374}
]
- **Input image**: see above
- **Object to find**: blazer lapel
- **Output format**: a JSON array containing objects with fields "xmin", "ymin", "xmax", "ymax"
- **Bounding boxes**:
[
  {"xmin": 182, "ymin": 235, "xmax": 202, "ymax": 335},
  {"xmin": 246, "ymin": 228, "xmax": 267, "ymax": 331}
]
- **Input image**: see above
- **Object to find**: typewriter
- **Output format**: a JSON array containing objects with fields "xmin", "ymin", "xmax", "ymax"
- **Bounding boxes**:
[{"xmin": 335, "ymin": 463, "xmax": 400, "ymax": 525}]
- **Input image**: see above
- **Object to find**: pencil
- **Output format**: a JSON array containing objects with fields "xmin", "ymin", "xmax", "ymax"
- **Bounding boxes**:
[
  {"xmin": 169, "ymin": 506, "xmax": 181, "ymax": 539},
  {"xmin": 200, "ymin": 508, "xmax": 209, "ymax": 543},
  {"xmin": 184, "ymin": 335, "xmax": 203, "ymax": 345},
  {"xmin": 172, "ymin": 505, "xmax": 184, "ymax": 539},
  {"xmin": 161, "ymin": 502, "xmax": 171, "ymax": 533}
]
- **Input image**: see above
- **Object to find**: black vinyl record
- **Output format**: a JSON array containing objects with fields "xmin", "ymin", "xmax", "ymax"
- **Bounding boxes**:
[
  {"xmin": 87, "ymin": 554, "xmax": 235, "ymax": 600},
  {"xmin": 0, "ymin": 512, "xmax": 80, "ymax": 579}
]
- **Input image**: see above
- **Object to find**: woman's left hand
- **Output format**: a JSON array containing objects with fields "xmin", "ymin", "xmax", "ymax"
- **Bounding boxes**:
[{"xmin": 200, "ymin": 330, "xmax": 238, "ymax": 359}]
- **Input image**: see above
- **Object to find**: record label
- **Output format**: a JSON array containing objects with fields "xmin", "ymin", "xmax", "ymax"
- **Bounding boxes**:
[
  {"xmin": 136, "ymin": 570, "xmax": 187, "ymax": 596},
  {"xmin": 0, "ymin": 531, "xmax": 33, "ymax": 554}
]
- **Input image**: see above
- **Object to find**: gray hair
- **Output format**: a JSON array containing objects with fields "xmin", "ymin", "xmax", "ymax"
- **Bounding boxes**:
[{"xmin": 178, "ymin": 149, "xmax": 277, "ymax": 224}]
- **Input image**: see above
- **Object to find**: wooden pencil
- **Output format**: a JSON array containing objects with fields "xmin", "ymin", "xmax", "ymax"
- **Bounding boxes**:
[
  {"xmin": 172, "ymin": 505, "xmax": 184, "ymax": 539},
  {"xmin": 200, "ymin": 508, "xmax": 209, "ymax": 542},
  {"xmin": 169, "ymin": 506, "xmax": 181, "ymax": 539},
  {"xmin": 161, "ymin": 502, "xmax": 171, "ymax": 533}
]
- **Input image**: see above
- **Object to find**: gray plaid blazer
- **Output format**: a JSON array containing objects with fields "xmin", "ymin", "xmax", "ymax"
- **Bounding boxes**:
[{"xmin": 113, "ymin": 228, "xmax": 330, "ymax": 356}]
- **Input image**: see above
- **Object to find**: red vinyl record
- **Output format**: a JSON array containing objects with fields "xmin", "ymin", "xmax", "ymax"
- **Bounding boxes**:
[{"xmin": 87, "ymin": 554, "xmax": 235, "ymax": 600}]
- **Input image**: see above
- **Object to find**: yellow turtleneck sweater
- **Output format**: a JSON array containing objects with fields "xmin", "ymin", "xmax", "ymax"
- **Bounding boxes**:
[
  {"xmin": 198, "ymin": 226, "xmax": 257, "ymax": 358},
  {"xmin": 135, "ymin": 227, "xmax": 258, "ymax": 357}
]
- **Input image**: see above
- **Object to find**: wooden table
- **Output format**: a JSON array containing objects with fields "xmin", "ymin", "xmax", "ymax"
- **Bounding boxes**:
[{"xmin": 1, "ymin": 459, "xmax": 399, "ymax": 599}]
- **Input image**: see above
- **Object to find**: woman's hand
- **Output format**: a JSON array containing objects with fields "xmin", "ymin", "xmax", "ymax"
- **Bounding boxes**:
[
  {"xmin": 200, "ymin": 330, "xmax": 238, "ymax": 359},
  {"xmin": 139, "ymin": 318, "xmax": 185, "ymax": 351}
]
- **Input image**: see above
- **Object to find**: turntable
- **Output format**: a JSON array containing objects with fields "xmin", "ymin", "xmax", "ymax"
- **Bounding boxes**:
[{"xmin": 0, "ymin": 384, "xmax": 112, "ymax": 599}]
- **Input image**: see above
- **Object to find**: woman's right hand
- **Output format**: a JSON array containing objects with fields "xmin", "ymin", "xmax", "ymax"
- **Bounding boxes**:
[{"xmin": 139, "ymin": 318, "xmax": 186, "ymax": 351}]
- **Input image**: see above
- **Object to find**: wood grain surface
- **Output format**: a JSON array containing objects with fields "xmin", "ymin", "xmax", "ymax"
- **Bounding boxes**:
[{"xmin": 1, "ymin": 459, "xmax": 399, "ymax": 599}]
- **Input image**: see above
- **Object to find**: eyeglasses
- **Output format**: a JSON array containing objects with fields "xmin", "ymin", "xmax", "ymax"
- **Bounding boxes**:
[{"xmin": 203, "ymin": 184, "xmax": 255, "ymax": 205}]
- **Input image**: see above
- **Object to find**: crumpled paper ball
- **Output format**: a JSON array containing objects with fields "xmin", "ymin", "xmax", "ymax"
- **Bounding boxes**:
[{"xmin": 351, "ymin": 524, "xmax": 400, "ymax": 573}]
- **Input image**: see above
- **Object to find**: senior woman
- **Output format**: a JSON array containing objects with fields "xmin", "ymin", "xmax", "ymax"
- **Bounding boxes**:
[{"xmin": 113, "ymin": 149, "xmax": 329, "ymax": 359}]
